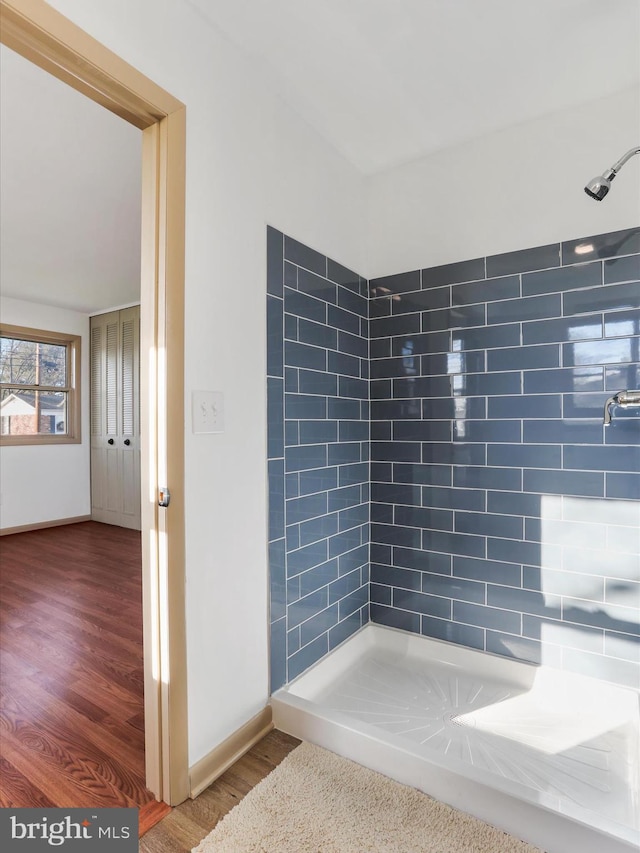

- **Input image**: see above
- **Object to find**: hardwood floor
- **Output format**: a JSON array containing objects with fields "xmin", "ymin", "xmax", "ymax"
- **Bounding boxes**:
[
  {"xmin": 0, "ymin": 521, "xmax": 155, "ymax": 812},
  {"xmin": 139, "ymin": 729, "xmax": 301, "ymax": 852}
]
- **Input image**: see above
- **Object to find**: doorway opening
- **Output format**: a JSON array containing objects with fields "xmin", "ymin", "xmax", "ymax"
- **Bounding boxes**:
[{"xmin": 0, "ymin": 0, "xmax": 188, "ymax": 807}]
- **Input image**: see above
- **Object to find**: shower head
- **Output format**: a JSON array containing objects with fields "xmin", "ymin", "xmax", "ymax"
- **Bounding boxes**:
[
  {"xmin": 584, "ymin": 146, "xmax": 640, "ymax": 201},
  {"xmin": 584, "ymin": 172, "xmax": 613, "ymax": 201}
]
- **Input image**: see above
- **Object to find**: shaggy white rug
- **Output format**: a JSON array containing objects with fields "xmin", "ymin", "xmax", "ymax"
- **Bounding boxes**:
[{"xmin": 192, "ymin": 742, "xmax": 543, "ymax": 853}]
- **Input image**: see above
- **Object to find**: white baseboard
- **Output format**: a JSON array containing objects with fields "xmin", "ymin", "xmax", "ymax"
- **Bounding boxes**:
[{"xmin": 0, "ymin": 515, "xmax": 92, "ymax": 536}]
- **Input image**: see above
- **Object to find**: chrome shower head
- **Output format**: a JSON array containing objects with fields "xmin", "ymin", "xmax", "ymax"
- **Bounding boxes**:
[
  {"xmin": 584, "ymin": 173, "xmax": 613, "ymax": 201},
  {"xmin": 584, "ymin": 147, "xmax": 640, "ymax": 201}
]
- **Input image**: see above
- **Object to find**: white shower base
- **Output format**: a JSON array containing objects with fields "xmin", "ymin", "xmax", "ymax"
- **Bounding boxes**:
[{"xmin": 272, "ymin": 624, "xmax": 639, "ymax": 853}]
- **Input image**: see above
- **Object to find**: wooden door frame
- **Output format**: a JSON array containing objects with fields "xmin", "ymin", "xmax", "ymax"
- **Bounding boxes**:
[{"xmin": 0, "ymin": 0, "xmax": 189, "ymax": 804}]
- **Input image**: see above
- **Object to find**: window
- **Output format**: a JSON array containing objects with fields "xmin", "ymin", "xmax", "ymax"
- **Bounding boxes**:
[{"xmin": 0, "ymin": 324, "xmax": 81, "ymax": 445}]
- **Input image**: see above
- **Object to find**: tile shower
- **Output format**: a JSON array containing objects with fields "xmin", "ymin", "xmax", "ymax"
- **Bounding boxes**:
[
  {"xmin": 267, "ymin": 227, "xmax": 370, "ymax": 690},
  {"xmin": 267, "ymin": 226, "xmax": 640, "ymax": 692}
]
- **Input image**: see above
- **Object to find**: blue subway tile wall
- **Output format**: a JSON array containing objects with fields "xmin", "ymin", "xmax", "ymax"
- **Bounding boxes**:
[
  {"xmin": 369, "ymin": 226, "xmax": 639, "ymax": 689},
  {"xmin": 269, "ymin": 226, "xmax": 639, "ymax": 692},
  {"xmin": 267, "ymin": 227, "xmax": 369, "ymax": 690}
]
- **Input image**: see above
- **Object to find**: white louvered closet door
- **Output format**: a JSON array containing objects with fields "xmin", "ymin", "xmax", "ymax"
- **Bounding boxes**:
[{"xmin": 90, "ymin": 306, "xmax": 141, "ymax": 530}]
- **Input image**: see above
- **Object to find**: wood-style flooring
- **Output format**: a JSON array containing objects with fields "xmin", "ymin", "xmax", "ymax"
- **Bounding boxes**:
[
  {"xmin": 0, "ymin": 521, "xmax": 157, "ymax": 814},
  {"xmin": 140, "ymin": 729, "xmax": 301, "ymax": 852}
]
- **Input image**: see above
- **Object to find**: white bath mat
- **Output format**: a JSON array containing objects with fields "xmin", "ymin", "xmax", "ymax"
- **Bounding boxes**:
[{"xmin": 192, "ymin": 741, "xmax": 543, "ymax": 853}]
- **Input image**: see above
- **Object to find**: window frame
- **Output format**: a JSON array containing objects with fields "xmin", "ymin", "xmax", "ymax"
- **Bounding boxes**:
[{"xmin": 0, "ymin": 323, "xmax": 81, "ymax": 446}]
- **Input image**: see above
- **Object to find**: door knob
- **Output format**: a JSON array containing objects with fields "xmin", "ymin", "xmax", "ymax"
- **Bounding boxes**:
[
  {"xmin": 124, "ymin": 439, "xmax": 131, "ymax": 446},
  {"xmin": 108, "ymin": 438, "xmax": 114, "ymax": 445}
]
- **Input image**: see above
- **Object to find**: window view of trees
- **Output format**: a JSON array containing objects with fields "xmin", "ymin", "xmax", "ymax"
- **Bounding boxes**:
[
  {"xmin": 0, "ymin": 337, "xmax": 67, "ymax": 386},
  {"xmin": 0, "ymin": 333, "xmax": 71, "ymax": 437}
]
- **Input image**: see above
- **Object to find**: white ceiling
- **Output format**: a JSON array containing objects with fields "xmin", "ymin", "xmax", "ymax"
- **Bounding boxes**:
[
  {"xmin": 1, "ymin": 1, "xmax": 638, "ymax": 314},
  {"xmin": 0, "ymin": 45, "xmax": 142, "ymax": 315},
  {"xmin": 189, "ymin": 0, "xmax": 640, "ymax": 174}
]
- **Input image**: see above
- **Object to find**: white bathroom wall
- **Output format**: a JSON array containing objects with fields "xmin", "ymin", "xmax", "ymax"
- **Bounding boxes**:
[
  {"xmin": 46, "ymin": 0, "xmax": 367, "ymax": 765},
  {"xmin": 367, "ymin": 87, "xmax": 640, "ymax": 276},
  {"xmin": 0, "ymin": 296, "xmax": 91, "ymax": 529}
]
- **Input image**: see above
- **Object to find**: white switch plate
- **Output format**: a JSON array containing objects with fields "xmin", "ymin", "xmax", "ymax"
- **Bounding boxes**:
[{"xmin": 192, "ymin": 390, "xmax": 225, "ymax": 433}]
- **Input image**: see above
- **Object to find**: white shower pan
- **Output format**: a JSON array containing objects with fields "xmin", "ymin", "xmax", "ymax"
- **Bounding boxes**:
[{"xmin": 272, "ymin": 624, "xmax": 639, "ymax": 853}]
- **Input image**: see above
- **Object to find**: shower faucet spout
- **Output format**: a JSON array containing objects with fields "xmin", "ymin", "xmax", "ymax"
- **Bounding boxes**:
[{"xmin": 604, "ymin": 389, "xmax": 640, "ymax": 425}]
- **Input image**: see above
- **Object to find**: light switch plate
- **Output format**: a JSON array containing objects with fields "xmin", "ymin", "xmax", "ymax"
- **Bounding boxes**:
[{"xmin": 192, "ymin": 390, "xmax": 225, "ymax": 433}]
